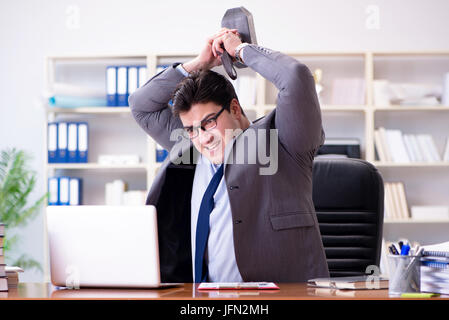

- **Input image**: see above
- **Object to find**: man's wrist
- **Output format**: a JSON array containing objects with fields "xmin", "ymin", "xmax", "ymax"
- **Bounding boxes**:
[
  {"xmin": 182, "ymin": 57, "xmax": 204, "ymax": 73},
  {"xmin": 235, "ymin": 43, "xmax": 249, "ymax": 64}
]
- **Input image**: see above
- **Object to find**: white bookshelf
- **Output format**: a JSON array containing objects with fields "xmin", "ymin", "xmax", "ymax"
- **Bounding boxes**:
[{"xmin": 42, "ymin": 50, "xmax": 449, "ymax": 280}]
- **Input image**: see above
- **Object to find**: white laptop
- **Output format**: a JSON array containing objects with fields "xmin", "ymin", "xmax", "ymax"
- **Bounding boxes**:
[{"xmin": 46, "ymin": 205, "xmax": 179, "ymax": 288}]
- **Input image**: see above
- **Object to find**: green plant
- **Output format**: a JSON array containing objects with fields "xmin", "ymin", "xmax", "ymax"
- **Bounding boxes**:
[{"xmin": 0, "ymin": 148, "xmax": 48, "ymax": 273}]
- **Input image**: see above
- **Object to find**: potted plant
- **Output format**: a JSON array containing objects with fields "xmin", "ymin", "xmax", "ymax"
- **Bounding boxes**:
[{"xmin": 0, "ymin": 148, "xmax": 48, "ymax": 273}]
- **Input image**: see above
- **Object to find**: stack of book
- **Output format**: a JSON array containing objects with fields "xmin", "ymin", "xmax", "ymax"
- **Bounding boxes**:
[
  {"xmin": 421, "ymin": 241, "xmax": 449, "ymax": 295},
  {"xmin": 384, "ymin": 182, "xmax": 409, "ymax": 220},
  {"xmin": 0, "ymin": 223, "xmax": 6, "ymax": 292},
  {"xmin": 5, "ymin": 267, "xmax": 23, "ymax": 289},
  {"xmin": 374, "ymin": 127, "xmax": 443, "ymax": 163}
]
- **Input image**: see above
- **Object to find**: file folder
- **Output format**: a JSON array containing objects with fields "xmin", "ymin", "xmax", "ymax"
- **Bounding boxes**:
[
  {"xmin": 106, "ymin": 66, "xmax": 117, "ymax": 106},
  {"xmin": 156, "ymin": 143, "xmax": 169, "ymax": 162},
  {"xmin": 57, "ymin": 122, "xmax": 68, "ymax": 163},
  {"xmin": 48, "ymin": 177, "xmax": 59, "ymax": 205},
  {"xmin": 127, "ymin": 66, "xmax": 138, "ymax": 95},
  {"xmin": 69, "ymin": 178, "xmax": 82, "ymax": 205},
  {"xmin": 67, "ymin": 122, "xmax": 78, "ymax": 163},
  {"xmin": 117, "ymin": 66, "xmax": 128, "ymax": 106},
  {"xmin": 58, "ymin": 177, "xmax": 70, "ymax": 206},
  {"xmin": 48, "ymin": 122, "xmax": 58, "ymax": 163},
  {"xmin": 138, "ymin": 66, "xmax": 147, "ymax": 88},
  {"xmin": 77, "ymin": 122, "xmax": 88, "ymax": 163}
]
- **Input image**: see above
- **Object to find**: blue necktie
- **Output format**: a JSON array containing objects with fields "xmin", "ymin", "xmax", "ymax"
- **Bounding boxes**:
[{"xmin": 194, "ymin": 164, "xmax": 224, "ymax": 283}]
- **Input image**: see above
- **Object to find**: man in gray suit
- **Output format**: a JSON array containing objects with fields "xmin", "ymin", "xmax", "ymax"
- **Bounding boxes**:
[{"xmin": 129, "ymin": 28, "xmax": 329, "ymax": 283}]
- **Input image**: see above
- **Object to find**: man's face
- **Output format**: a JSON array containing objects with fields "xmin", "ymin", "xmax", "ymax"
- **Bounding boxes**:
[{"xmin": 179, "ymin": 101, "xmax": 241, "ymax": 164}]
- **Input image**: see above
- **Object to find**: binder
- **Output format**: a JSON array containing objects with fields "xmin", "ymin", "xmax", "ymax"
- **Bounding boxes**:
[
  {"xmin": 156, "ymin": 64, "xmax": 169, "ymax": 74},
  {"xmin": 117, "ymin": 66, "xmax": 128, "ymax": 106},
  {"xmin": 48, "ymin": 177, "xmax": 59, "ymax": 205},
  {"xmin": 67, "ymin": 122, "xmax": 78, "ymax": 163},
  {"xmin": 48, "ymin": 122, "xmax": 58, "ymax": 163},
  {"xmin": 69, "ymin": 178, "xmax": 82, "ymax": 205},
  {"xmin": 77, "ymin": 122, "xmax": 88, "ymax": 163},
  {"xmin": 127, "ymin": 66, "xmax": 138, "ymax": 95},
  {"xmin": 138, "ymin": 66, "xmax": 147, "ymax": 88},
  {"xmin": 156, "ymin": 143, "xmax": 168, "ymax": 162},
  {"xmin": 106, "ymin": 66, "xmax": 117, "ymax": 106},
  {"xmin": 57, "ymin": 122, "xmax": 68, "ymax": 163},
  {"xmin": 58, "ymin": 177, "xmax": 70, "ymax": 206}
]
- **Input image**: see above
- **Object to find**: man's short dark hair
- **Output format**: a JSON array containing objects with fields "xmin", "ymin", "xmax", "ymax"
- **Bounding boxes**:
[{"xmin": 171, "ymin": 69, "xmax": 244, "ymax": 117}]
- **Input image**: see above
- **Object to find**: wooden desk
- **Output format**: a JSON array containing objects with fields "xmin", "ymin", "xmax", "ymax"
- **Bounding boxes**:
[{"xmin": 2, "ymin": 283, "xmax": 447, "ymax": 300}]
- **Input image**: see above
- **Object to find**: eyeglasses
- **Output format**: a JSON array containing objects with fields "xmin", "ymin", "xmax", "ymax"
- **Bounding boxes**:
[{"xmin": 182, "ymin": 106, "xmax": 226, "ymax": 139}]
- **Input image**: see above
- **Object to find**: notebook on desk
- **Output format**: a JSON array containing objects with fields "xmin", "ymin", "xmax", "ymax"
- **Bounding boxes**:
[
  {"xmin": 198, "ymin": 282, "xmax": 279, "ymax": 290},
  {"xmin": 308, "ymin": 276, "xmax": 389, "ymax": 290}
]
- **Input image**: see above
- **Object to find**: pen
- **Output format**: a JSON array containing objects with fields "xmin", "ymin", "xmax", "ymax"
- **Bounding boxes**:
[
  {"xmin": 401, "ymin": 293, "xmax": 440, "ymax": 298},
  {"xmin": 388, "ymin": 246, "xmax": 395, "ymax": 255},
  {"xmin": 400, "ymin": 243, "xmax": 410, "ymax": 256},
  {"xmin": 390, "ymin": 244, "xmax": 400, "ymax": 255}
]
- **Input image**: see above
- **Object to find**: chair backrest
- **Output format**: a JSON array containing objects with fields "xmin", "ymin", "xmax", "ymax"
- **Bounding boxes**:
[{"xmin": 312, "ymin": 158, "xmax": 384, "ymax": 277}]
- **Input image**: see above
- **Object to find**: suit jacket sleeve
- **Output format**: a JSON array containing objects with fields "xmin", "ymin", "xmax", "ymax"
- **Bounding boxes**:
[
  {"xmin": 128, "ymin": 65, "xmax": 186, "ymax": 151},
  {"xmin": 242, "ymin": 44, "xmax": 325, "ymax": 160}
]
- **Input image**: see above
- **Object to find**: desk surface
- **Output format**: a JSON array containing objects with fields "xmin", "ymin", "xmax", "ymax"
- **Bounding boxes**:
[{"xmin": 1, "ymin": 283, "xmax": 448, "ymax": 300}]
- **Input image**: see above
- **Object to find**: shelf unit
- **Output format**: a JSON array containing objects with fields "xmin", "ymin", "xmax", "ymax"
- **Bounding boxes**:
[{"xmin": 42, "ymin": 50, "xmax": 449, "ymax": 280}]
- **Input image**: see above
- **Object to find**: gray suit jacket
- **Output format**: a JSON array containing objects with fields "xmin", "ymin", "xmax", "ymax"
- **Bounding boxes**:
[{"xmin": 129, "ymin": 44, "xmax": 329, "ymax": 282}]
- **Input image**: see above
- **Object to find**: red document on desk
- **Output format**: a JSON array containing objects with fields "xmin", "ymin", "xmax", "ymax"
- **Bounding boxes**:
[{"xmin": 198, "ymin": 282, "xmax": 280, "ymax": 290}]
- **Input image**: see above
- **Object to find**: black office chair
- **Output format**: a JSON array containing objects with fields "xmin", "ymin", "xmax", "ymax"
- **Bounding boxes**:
[{"xmin": 312, "ymin": 158, "xmax": 384, "ymax": 277}]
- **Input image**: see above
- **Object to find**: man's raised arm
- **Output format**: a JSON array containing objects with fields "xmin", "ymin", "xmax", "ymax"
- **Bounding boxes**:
[
  {"xmin": 242, "ymin": 45, "xmax": 325, "ymax": 160},
  {"xmin": 211, "ymin": 31, "xmax": 324, "ymax": 161},
  {"xmin": 128, "ymin": 66, "xmax": 185, "ymax": 151}
]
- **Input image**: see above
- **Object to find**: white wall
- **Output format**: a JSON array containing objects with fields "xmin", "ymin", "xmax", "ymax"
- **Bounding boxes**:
[{"xmin": 1, "ymin": 0, "xmax": 448, "ymax": 282}]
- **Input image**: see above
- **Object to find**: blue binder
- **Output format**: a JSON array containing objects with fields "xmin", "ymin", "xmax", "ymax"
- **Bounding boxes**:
[
  {"xmin": 58, "ymin": 176, "xmax": 70, "ymax": 206},
  {"xmin": 48, "ymin": 177, "xmax": 59, "ymax": 205},
  {"xmin": 106, "ymin": 66, "xmax": 117, "ymax": 106},
  {"xmin": 127, "ymin": 66, "xmax": 138, "ymax": 96},
  {"xmin": 57, "ymin": 122, "xmax": 68, "ymax": 163},
  {"xmin": 156, "ymin": 64, "xmax": 170, "ymax": 74},
  {"xmin": 138, "ymin": 65, "xmax": 147, "ymax": 88},
  {"xmin": 77, "ymin": 122, "xmax": 88, "ymax": 163},
  {"xmin": 69, "ymin": 177, "xmax": 82, "ymax": 205},
  {"xmin": 48, "ymin": 122, "xmax": 58, "ymax": 163},
  {"xmin": 156, "ymin": 143, "xmax": 169, "ymax": 162},
  {"xmin": 67, "ymin": 122, "xmax": 78, "ymax": 163},
  {"xmin": 117, "ymin": 66, "xmax": 128, "ymax": 106}
]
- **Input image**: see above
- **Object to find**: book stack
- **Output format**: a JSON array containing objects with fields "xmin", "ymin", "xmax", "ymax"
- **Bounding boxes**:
[
  {"xmin": 421, "ymin": 241, "xmax": 449, "ymax": 295},
  {"xmin": 374, "ymin": 127, "xmax": 442, "ymax": 163},
  {"xmin": 47, "ymin": 82, "xmax": 107, "ymax": 108},
  {"xmin": 5, "ymin": 267, "xmax": 24, "ymax": 289},
  {"xmin": 384, "ymin": 182, "xmax": 409, "ymax": 220},
  {"xmin": 0, "ymin": 223, "xmax": 6, "ymax": 292}
]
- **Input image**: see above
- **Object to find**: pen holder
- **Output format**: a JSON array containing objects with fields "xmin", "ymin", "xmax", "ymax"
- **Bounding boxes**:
[{"xmin": 388, "ymin": 255, "xmax": 421, "ymax": 297}]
